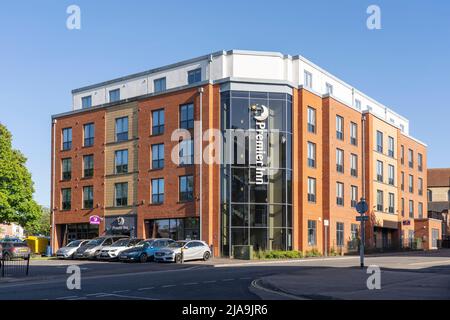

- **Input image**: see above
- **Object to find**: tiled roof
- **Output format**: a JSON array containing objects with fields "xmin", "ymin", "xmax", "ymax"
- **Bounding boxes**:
[{"xmin": 428, "ymin": 168, "xmax": 450, "ymax": 187}]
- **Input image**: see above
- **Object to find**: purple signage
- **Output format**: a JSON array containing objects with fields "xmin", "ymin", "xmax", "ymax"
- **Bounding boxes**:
[{"xmin": 89, "ymin": 215, "xmax": 101, "ymax": 225}]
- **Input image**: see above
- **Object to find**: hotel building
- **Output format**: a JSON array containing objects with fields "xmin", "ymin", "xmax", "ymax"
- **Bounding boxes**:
[{"xmin": 51, "ymin": 50, "xmax": 440, "ymax": 255}]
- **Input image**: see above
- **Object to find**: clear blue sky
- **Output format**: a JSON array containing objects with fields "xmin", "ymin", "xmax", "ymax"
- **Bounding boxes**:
[{"xmin": 1, "ymin": 1, "xmax": 449, "ymax": 207}]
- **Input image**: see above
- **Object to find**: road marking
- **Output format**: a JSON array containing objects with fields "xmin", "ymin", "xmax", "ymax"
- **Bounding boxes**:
[
  {"xmin": 138, "ymin": 287, "xmax": 155, "ymax": 291},
  {"xmin": 104, "ymin": 293, "xmax": 159, "ymax": 300},
  {"xmin": 112, "ymin": 290, "xmax": 130, "ymax": 294},
  {"xmin": 203, "ymin": 280, "xmax": 216, "ymax": 283},
  {"xmin": 214, "ymin": 256, "xmax": 357, "ymax": 268},
  {"xmin": 222, "ymin": 278, "xmax": 234, "ymax": 281},
  {"xmin": 251, "ymin": 279, "xmax": 306, "ymax": 300},
  {"xmin": 56, "ymin": 295, "xmax": 78, "ymax": 300},
  {"xmin": 161, "ymin": 284, "xmax": 176, "ymax": 288},
  {"xmin": 408, "ymin": 259, "xmax": 450, "ymax": 266},
  {"xmin": 183, "ymin": 282, "xmax": 198, "ymax": 285},
  {"xmin": 86, "ymin": 293, "xmax": 106, "ymax": 297}
]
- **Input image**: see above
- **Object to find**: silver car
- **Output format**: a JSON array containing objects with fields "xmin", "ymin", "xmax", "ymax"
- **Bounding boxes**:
[
  {"xmin": 74, "ymin": 236, "xmax": 127, "ymax": 259},
  {"xmin": 154, "ymin": 240, "xmax": 211, "ymax": 263},
  {"xmin": 56, "ymin": 240, "xmax": 90, "ymax": 259}
]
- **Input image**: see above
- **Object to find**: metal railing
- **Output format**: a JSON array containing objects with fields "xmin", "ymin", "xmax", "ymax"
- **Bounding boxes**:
[{"xmin": 0, "ymin": 254, "xmax": 30, "ymax": 278}]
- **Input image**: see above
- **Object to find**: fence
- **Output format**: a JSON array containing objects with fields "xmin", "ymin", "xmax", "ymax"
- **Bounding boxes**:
[{"xmin": 0, "ymin": 254, "xmax": 31, "ymax": 278}]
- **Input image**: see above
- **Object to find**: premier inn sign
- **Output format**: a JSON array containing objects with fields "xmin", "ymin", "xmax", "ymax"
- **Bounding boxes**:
[{"xmin": 251, "ymin": 104, "xmax": 269, "ymax": 185}]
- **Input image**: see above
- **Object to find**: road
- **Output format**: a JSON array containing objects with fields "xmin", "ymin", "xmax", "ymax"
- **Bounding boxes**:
[{"xmin": 0, "ymin": 250, "xmax": 449, "ymax": 300}]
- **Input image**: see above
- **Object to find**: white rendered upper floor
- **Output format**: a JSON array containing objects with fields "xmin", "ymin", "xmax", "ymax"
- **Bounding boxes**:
[{"xmin": 71, "ymin": 49, "xmax": 411, "ymax": 136}]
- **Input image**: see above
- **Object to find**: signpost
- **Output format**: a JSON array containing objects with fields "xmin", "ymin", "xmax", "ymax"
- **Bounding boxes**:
[
  {"xmin": 324, "ymin": 219, "xmax": 329, "ymax": 257},
  {"xmin": 355, "ymin": 198, "xmax": 368, "ymax": 268}
]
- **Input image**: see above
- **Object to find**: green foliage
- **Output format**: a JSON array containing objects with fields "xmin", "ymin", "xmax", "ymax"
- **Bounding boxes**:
[
  {"xmin": 0, "ymin": 123, "xmax": 42, "ymax": 227},
  {"xmin": 25, "ymin": 206, "xmax": 50, "ymax": 236},
  {"xmin": 254, "ymin": 250, "xmax": 304, "ymax": 260},
  {"xmin": 329, "ymin": 247, "xmax": 340, "ymax": 256},
  {"xmin": 304, "ymin": 248, "xmax": 322, "ymax": 257}
]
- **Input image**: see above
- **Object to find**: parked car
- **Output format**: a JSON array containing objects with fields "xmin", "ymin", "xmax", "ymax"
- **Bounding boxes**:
[
  {"xmin": 153, "ymin": 240, "xmax": 211, "ymax": 263},
  {"xmin": 119, "ymin": 238, "xmax": 175, "ymax": 263},
  {"xmin": 74, "ymin": 236, "xmax": 127, "ymax": 259},
  {"xmin": 97, "ymin": 238, "xmax": 143, "ymax": 260},
  {"xmin": 56, "ymin": 240, "xmax": 90, "ymax": 259},
  {"xmin": 1, "ymin": 241, "xmax": 31, "ymax": 260}
]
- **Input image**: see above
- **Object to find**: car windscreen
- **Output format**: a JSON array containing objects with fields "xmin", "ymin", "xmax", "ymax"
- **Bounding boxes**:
[
  {"xmin": 13, "ymin": 243, "xmax": 28, "ymax": 247},
  {"xmin": 87, "ymin": 238, "xmax": 103, "ymax": 245},
  {"xmin": 136, "ymin": 240, "xmax": 153, "ymax": 247},
  {"xmin": 66, "ymin": 240, "xmax": 82, "ymax": 247},
  {"xmin": 168, "ymin": 241, "xmax": 186, "ymax": 248},
  {"xmin": 111, "ymin": 239, "xmax": 130, "ymax": 247}
]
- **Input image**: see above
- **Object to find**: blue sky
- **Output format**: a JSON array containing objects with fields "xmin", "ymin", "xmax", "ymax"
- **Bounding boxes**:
[{"xmin": 0, "ymin": 1, "xmax": 449, "ymax": 206}]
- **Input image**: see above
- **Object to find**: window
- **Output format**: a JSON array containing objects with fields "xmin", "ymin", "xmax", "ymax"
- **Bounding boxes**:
[
  {"xmin": 304, "ymin": 71, "xmax": 312, "ymax": 89},
  {"xmin": 152, "ymin": 144, "xmax": 164, "ymax": 169},
  {"xmin": 388, "ymin": 165, "xmax": 395, "ymax": 185},
  {"xmin": 388, "ymin": 193, "xmax": 395, "ymax": 214},
  {"xmin": 418, "ymin": 153, "xmax": 423, "ymax": 172},
  {"xmin": 400, "ymin": 145, "xmax": 405, "ymax": 165},
  {"xmin": 154, "ymin": 77, "xmax": 166, "ymax": 93},
  {"xmin": 388, "ymin": 136, "xmax": 394, "ymax": 157},
  {"xmin": 427, "ymin": 189, "xmax": 432, "ymax": 202},
  {"xmin": 307, "ymin": 177, "xmax": 316, "ymax": 203},
  {"xmin": 401, "ymin": 198, "xmax": 405, "ymax": 217},
  {"xmin": 355, "ymin": 99, "xmax": 361, "ymax": 110},
  {"xmin": 81, "ymin": 96, "xmax": 92, "ymax": 109},
  {"xmin": 180, "ymin": 103, "xmax": 194, "ymax": 129},
  {"xmin": 307, "ymin": 220, "xmax": 316, "ymax": 246},
  {"xmin": 408, "ymin": 149, "xmax": 414, "ymax": 168},
  {"xmin": 152, "ymin": 109, "xmax": 165, "ymax": 135},
  {"xmin": 401, "ymin": 172, "xmax": 405, "ymax": 191},
  {"xmin": 336, "ymin": 182, "xmax": 344, "ymax": 206},
  {"xmin": 336, "ymin": 222, "xmax": 344, "ymax": 247},
  {"xmin": 409, "ymin": 200, "xmax": 414, "ymax": 218},
  {"xmin": 61, "ymin": 158, "xmax": 72, "ymax": 180},
  {"xmin": 336, "ymin": 149, "xmax": 344, "ymax": 173},
  {"xmin": 115, "ymin": 183, "xmax": 128, "ymax": 207},
  {"xmin": 179, "ymin": 175, "xmax": 194, "ymax": 202},
  {"xmin": 187, "ymin": 68, "xmax": 201, "ymax": 84},
  {"xmin": 83, "ymin": 186, "xmax": 94, "ymax": 209},
  {"xmin": 377, "ymin": 161, "xmax": 383, "ymax": 182},
  {"xmin": 350, "ymin": 154, "xmax": 358, "ymax": 177},
  {"xmin": 109, "ymin": 89, "xmax": 120, "ymax": 102},
  {"xmin": 83, "ymin": 123, "xmax": 95, "ymax": 147},
  {"xmin": 418, "ymin": 178, "xmax": 423, "ymax": 196},
  {"xmin": 151, "ymin": 178, "xmax": 164, "ymax": 204},
  {"xmin": 179, "ymin": 139, "xmax": 194, "ymax": 166},
  {"xmin": 377, "ymin": 190, "xmax": 384, "ymax": 211},
  {"xmin": 115, "ymin": 117, "xmax": 129, "ymax": 142},
  {"xmin": 115, "ymin": 150, "xmax": 128, "ymax": 174},
  {"xmin": 350, "ymin": 122, "xmax": 357, "ymax": 146},
  {"xmin": 376, "ymin": 131, "xmax": 383, "ymax": 153},
  {"xmin": 418, "ymin": 202, "xmax": 423, "ymax": 219},
  {"xmin": 326, "ymin": 82, "xmax": 333, "ymax": 95},
  {"xmin": 307, "ymin": 107, "xmax": 316, "ymax": 133},
  {"xmin": 351, "ymin": 185, "xmax": 358, "ymax": 208},
  {"xmin": 409, "ymin": 175, "xmax": 414, "ymax": 193},
  {"xmin": 62, "ymin": 128, "xmax": 72, "ymax": 151},
  {"xmin": 83, "ymin": 155, "xmax": 94, "ymax": 178},
  {"xmin": 336, "ymin": 115, "xmax": 344, "ymax": 140},
  {"xmin": 307, "ymin": 142, "xmax": 316, "ymax": 168},
  {"xmin": 61, "ymin": 188, "xmax": 71, "ymax": 210}
]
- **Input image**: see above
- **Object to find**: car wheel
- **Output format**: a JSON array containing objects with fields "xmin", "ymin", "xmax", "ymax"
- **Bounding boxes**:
[
  {"xmin": 175, "ymin": 254, "xmax": 182, "ymax": 263},
  {"xmin": 139, "ymin": 253, "xmax": 148, "ymax": 263},
  {"xmin": 203, "ymin": 251, "xmax": 211, "ymax": 261},
  {"xmin": 3, "ymin": 253, "xmax": 11, "ymax": 261}
]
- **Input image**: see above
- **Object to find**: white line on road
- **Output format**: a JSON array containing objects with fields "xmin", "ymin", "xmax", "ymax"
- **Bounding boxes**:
[
  {"xmin": 56, "ymin": 295, "xmax": 78, "ymax": 300},
  {"xmin": 183, "ymin": 282, "xmax": 198, "ymax": 285},
  {"xmin": 161, "ymin": 284, "xmax": 176, "ymax": 288},
  {"xmin": 86, "ymin": 293, "xmax": 106, "ymax": 297},
  {"xmin": 408, "ymin": 259, "xmax": 450, "ymax": 266},
  {"xmin": 137, "ymin": 287, "xmax": 155, "ymax": 291},
  {"xmin": 251, "ymin": 279, "xmax": 306, "ymax": 300}
]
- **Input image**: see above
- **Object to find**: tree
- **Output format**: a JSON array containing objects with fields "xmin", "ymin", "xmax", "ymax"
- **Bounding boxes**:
[
  {"xmin": 25, "ymin": 206, "xmax": 50, "ymax": 236},
  {"xmin": 0, "ymin": 123, "xmax": 42, "ymax": 227}
]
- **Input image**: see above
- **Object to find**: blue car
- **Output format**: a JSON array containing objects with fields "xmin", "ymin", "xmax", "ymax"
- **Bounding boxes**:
[{"xmin": 118, "ymin": 238, "xmax": 174, "ymax": 263}]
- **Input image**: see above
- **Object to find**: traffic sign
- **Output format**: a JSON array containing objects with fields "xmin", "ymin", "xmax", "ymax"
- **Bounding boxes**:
[
  {"xmin": 356, "ymin": 199, "xmax": 368, "ymax": 214},
  {"xmin": 356, "ymin": 215, "xmax": 369, "ymax": 222}
]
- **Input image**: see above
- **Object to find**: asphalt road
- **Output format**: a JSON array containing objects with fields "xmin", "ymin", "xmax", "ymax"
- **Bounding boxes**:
[{"xmin": 0, "ymin": 250, "xmax": 449, "ymax": 300}]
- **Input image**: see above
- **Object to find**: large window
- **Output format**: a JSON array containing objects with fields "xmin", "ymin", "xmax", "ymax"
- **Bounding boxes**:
[
  {"xmin": 418, "ymin": 153, "xmax": 423, "ymax": 172},
  {"xmin": 115, "ymin": 183, "xmax": 128, "ymax": 207},
  {"xmin": 83, "ymin": 154, "xmax": 94, "ymax": 178},
  {"xmin": 388, "ymin": 136, "xmax": 395, "ymax": 157},
  {"xmin": 307, "ymin": 220, "xmax": 316, "ymax": 246},
  {"xmin": 179, "ymin": 175, "xmax": 194, "ymax": 202},
  {"xmin": 388, "ymin": 193, "xmax": 395, "ymax": 214},
  {"xmin": 180, "ymin": 103, "xmax": 194, "ymax": 129},
  {"xmin": 350, "ymin": 122, "xmax": 357, "ymax": 146},
  {"xmin": 115, "ymin": 117, "xmax": 129, "ymax": 142},
  {"xmin": 81, "ymin": 96, "xmax": 92, "ymax": 109},
  {"xmin": 83, "ymin": 123, "xmax": 95, "ymax": 147},
  {"xmin": 336, "ymin": 182, "xmax": 344, "ymax": 206},
  {"xmin": 146, "ymin": 217, "xmax": 200, "ymax": 241},
  {"xmin": 351, "ymin": 185, "xmax": 358, "ymax": 208},
  {"xmin": 377, "ymin": 161, "xmax": 384, "ymax": 182},
  {"xmin": 83, "ymin": 186, "xmax": 94, "ymax": 209},
  {"xmin": 401, "ymin": 198, "xmax": 405, "ymax": 216},
  {"xmin": 62, "ymin": 128, "xmax": 72, "ymax": 151},
  {"xmin": 377, "ymin": 190, "xmax": 384, "ymax": 211},
  {"xmin": 350, "ymin": 154, "xmax": 358, "ymax": 177},
  {"xmin": 109, "ymin": 88, "xmax": 120, "ymax": 102},
  {"xmin": 409, "ymin": 175, "xmax": 414, "ymax": 193},
  {"xmin": 307, "ymin": 142, "xmax": 316, "ymax": 168},
  {"xmin": 179, "ymin": 139, "xmax": 194, "ymax": 166},
  {"xmin": 401, "ymin": 145, "xmax": 405, "ymax": 164},
  {"xmin": 308, "ymin": 177, "xmax": 316, "ymax": 203},
  {"xmin": 401, "ymin": 172, "xmax": 405, "ymax": 191},
  {"xmin": 376, "ymin": 131, "xmax": 383, "ymax": 153},
  {"xmin": 304, "ymin": 71, "xmax": 312, "ymax": 89},
  {"xmin": 418, "ymin": 178, "xmax": 423, "ymax": 196},
  {"xmin": 408, "ymin": 149, "xmax": 414, "ymax": 168},
  {"xmin": 154, "ymin": 77, "xmax": 166, "ymax": 93},
  {"xmin": 307, "ymin": 107, "xmax": 316, "ymax": 133},
  {"xmin": 62, "ymin": 158, "xmax": 72, "ymax": 180},
  {"xmin": 152, "ymin": 144, "xmax": 164, "ymax": 169},
  {"xmin": 152, "ymin": 109, "xmax": 165, "ymax": 135},
  {"xmin": 388, "ymin": 165, "xmax": 395, "ymax": 185},
  {"xmin": 336, "ymin": 222, "xmax": 344, "ymax": 247},
  {"xmin": 151, "ymin": 178, "xmax": 164, "ymax": 204},
  {"xmin": 115, "ymin": 150, "xmax": 128, "ymax": 174},
  {"xmin": 336, "ymin": 115, "xmax": 344, "ymax": 140},
  {"xmin": 187, "ymin": 68, "xmax": 201, "ymax": 84},
  {"xmin": 336, "ymin": 149, "xmax": 344, "ymax": 173},
  {"xmin": 409, "ymin": 200, "xmax": 414, "ymax": 218},
  {"xmin": 418, "ymin": 202, "xmax": 423, "ymax": 219},
  {"xmin": 61, "ymin": 188, "xmax": 71, "ymax": 210}
]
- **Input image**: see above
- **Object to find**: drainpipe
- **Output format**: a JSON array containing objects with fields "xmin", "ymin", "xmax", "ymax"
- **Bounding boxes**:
[
  {"xmin": 51, "ymin": 119, "xmax": 57, "ymax": 254},
  {"xmin": 361, "ymin": 113, "xmax": 367, "ymax": 267},
  {"xmin": 198, "ymin": 87, "xmax": 204, "ymax": 242}
]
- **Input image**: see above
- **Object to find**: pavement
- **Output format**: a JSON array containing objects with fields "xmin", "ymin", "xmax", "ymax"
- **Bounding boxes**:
[{"xmin": 0, "ymin": 250, "xmax": 449, "ymax": 300}]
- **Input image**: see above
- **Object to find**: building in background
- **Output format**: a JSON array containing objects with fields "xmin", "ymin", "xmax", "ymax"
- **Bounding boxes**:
[
  {"xmin": 0, "ymin": 223, "xmax": 25, "ymax": 239},
  {"xmin": 50, "ymin": 50, "xmax": 441, "ymax": 255},
  {"xmin": 427, "ymin": 168, "xmax": 450, "ymax": 240}
]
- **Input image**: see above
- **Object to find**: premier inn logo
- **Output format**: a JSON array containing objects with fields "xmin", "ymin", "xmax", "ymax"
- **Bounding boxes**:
[{"xmin": 251, "ymin": 104, "xmax": 269, "ymax": 185}]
